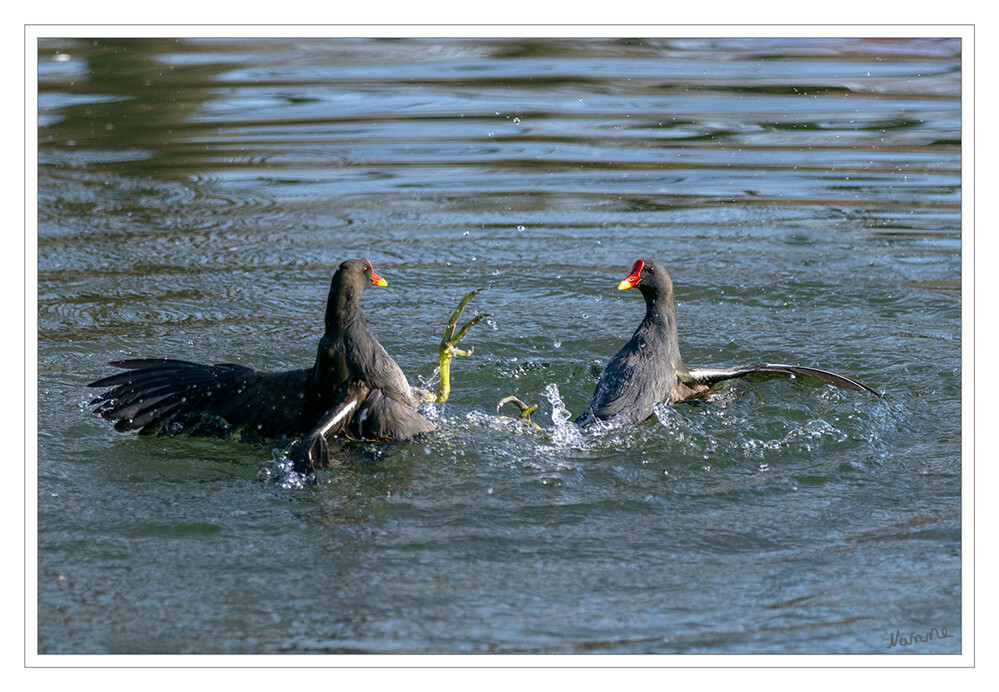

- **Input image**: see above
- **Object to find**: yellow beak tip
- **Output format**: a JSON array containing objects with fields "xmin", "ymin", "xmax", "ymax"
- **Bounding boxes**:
[
  {"xmin": 617, "ymin": 280, "xmax": 633, "ymax": 290},
  {"xmin": 375, "ymin": 278, "xmax": 388, "ymax": 287}
]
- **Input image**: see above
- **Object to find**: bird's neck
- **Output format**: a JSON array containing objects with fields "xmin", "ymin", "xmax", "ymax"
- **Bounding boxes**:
[
  {"xmin": 308, "ymin": 283, "xmax": 369, "ymax": 406},
  {"xmin": 324, "ymin": 283, "xmax": 366, "ymax": 335},
  {"xmin": 638, "ymin": 290, "xmax": 681, "ymax": 355}
]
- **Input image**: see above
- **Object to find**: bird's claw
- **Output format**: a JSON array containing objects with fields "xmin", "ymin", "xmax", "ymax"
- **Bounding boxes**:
[
  {"xmin": 497, "ymin": 395, "xmax": 541, "ymax": 429},
  {"xmin": 440, "ymin": 289, "xmax": 490, "ymax": 359},
  {"xmin": 442, "ymin": 289, "xmax": 481, "ymax": 339},
  {"xmin": 441, "ymin": 289, "xmax": 491, "ymax": 354},
  {"xmin": 432, "ymin": 289, "xmax": 489, "ymax": 404}
]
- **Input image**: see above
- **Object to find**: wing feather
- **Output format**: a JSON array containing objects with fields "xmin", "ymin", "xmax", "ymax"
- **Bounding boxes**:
[
  {"xmin": 687, "ymin": 363, "xmax": 879, "ymax": 395},
  {"xmin": 88, "ymin": 358, "xmax": 312, "ymax": 437}
]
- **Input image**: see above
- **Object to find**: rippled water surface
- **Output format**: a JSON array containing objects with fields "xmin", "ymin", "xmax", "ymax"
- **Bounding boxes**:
[{"xmin": 36, "ymin": 37, "xmax": 962, "ymax": 655}]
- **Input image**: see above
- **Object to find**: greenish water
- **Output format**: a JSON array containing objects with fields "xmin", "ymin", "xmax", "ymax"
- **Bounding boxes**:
[{"xmin": 37, "ymin": 37, "xmax": 961, "ymax": 654}]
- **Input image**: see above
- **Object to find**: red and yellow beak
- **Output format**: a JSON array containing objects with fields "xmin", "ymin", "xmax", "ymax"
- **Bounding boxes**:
[
  {"xmin": 618, "ymin": 259, "xmax": 644, "ymax": 290},
  {"xmin": 365, "ymin": 259, "xmax": 388, "ymax": 287}
]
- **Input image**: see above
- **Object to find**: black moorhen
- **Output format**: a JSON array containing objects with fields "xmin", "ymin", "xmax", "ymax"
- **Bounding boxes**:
[
  {"xmin": 575, "ymin": 259, "xmax": 878, "ymax": 425},
  {"xmin": 88, "ymin": 259, "xmax": 487, "ymax": 471}
]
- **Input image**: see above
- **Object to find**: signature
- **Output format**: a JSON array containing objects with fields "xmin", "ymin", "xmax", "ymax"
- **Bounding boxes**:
[{"xmin": 887, "ymin": 626, "xmax": 954, "ymax": 649}]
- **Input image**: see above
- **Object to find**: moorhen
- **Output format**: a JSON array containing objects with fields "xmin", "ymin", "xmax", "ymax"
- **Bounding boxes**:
[
  {"xmin": 88, "ymin": 259, "xmax": 488, "ymax": 472},
  {"xmin": 575, "ymin": 259, "xmax": 878, "ymax": 425}
]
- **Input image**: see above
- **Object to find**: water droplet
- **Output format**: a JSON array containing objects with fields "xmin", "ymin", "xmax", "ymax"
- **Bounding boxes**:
[
  {"xmin": 513, "ymin": 117, "xmax": 521, "ymax": 124},
  {"xmin": 517, "ymin": 225, "xmax": 526, "ymax": 232},
  {"xmin": 553, "ymin": 339, "xmax": 561, "ymax": 348}
]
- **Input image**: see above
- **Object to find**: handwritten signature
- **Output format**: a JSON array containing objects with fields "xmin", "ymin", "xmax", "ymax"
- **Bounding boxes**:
[{"xmin": 887, "ymin": 626, "xmax": 954, "ymax": 649}]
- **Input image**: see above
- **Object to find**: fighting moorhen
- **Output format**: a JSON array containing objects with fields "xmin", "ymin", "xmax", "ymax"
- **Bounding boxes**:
[
  {"xmin": 575, "ymin": 259, "xmax": 878, "ymax": 425},
  {"xmin": 88, "ymin": 259, "xmax": 487, "ymax": 471}
]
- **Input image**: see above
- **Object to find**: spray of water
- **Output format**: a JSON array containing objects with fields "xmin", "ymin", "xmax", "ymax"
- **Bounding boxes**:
[
  {"xmin": 256, "ymin": 449, "xmax": 313, "ymax": 489},
  {"xmin": 543, "ymin": 383, "xmax": 585, "ymax": 447}
]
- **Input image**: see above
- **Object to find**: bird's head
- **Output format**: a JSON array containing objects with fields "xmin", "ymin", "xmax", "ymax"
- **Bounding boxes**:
[
  {"xmin": 617, "ymin": 259, "xmax": 673, "ymax": 293},
  {"xmin": 361, "ymin": 258, "xmax": 387, "ymax": 287},
  {"xmin": 335, "ymin": 258, "xmax": 388, "ymax": 288}
]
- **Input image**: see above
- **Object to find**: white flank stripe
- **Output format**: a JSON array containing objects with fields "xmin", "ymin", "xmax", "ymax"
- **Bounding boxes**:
[{"xmin": 318, "ymin": 400, "xmax": 357, "ymax": 435}]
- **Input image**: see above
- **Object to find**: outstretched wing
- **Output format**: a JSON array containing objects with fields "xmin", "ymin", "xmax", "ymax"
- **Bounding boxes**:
[
  {"xmin": 686, "ymin": 363, "xmax": 880, "ymax": 396},
  {"xmin": 88, "ymin": 358, "xmax": 312, "ymax": 437}
]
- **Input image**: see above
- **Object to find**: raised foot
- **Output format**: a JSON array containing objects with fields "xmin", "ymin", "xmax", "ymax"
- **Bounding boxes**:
[
  {"xmin": 430, "ymin": 289, "xmax": 491, "ymax": 404},
  {"xmin": 497, "ymin": 395, "xmax": 541, "ymax": 429}
]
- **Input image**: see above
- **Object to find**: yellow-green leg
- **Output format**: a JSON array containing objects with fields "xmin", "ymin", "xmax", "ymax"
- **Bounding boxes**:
[
  {"xmin": 428, "ymin": 289, "xmax": 490, "ymax": 404},
  {"xmin": 497, "ymin": 395, "xmax": 541, "ymax": 429}
]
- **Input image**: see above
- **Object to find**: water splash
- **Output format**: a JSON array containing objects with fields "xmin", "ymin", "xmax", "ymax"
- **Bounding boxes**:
[
  {"xmin": 256, "ymin": 449, "xmax": 313, "ymax": 489},
  {"xmin": 413, "ymin": 367, "xmax": 446, "ymax": 421},
  {"xmin": 653, "ymin": 402, "xmax": 719, "ymax": 456},
  {"xmin": 418, "ymin": 367, "xmax": 440, "ymax": 391},
  {"xmin": 543, "ymin": 383, "xmax": 585, "ymax": 447}
]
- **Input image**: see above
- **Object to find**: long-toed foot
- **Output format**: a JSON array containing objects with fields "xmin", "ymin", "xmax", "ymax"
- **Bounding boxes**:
[
  {"xmin": 497, "ymin": 395, "xmax": 541, "ymax": 429},
  {"xmin": 287, "ymin": 430, "xmax": 331, "ymax": 477},
  {"xmin": 430, "ymin": 289, "xmax": 491, "ymax": 404}
]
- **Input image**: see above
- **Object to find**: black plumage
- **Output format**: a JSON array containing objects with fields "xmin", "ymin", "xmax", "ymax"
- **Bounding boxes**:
[
  {"xmin": 576, "ymin": 259, "xmax": 878, "ymax": 425},
  {"xmin": 88, "ymin": 259, "xmax": 439, "ymax": 456}
]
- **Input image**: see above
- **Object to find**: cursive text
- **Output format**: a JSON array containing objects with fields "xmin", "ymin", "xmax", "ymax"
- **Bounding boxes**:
[{"xmin": 887, "ymin": 626, "xmax": 954, "ymax": 649}]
